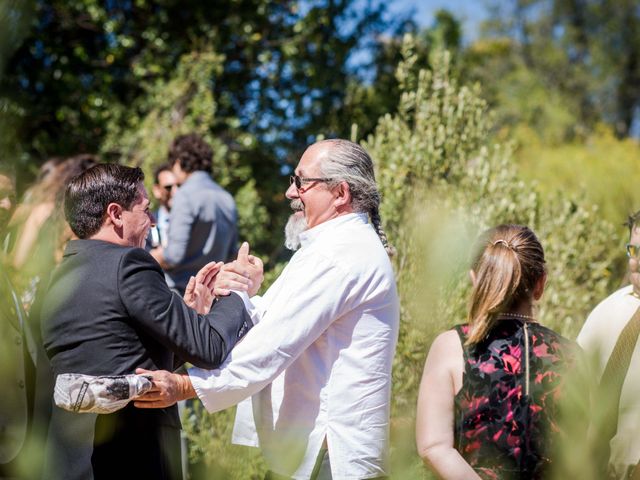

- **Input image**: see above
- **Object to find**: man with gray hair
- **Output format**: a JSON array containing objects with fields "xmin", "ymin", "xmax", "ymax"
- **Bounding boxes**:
[{"xmin": 136, "ymin": 139, "xmax": 399, "ymax": 480}]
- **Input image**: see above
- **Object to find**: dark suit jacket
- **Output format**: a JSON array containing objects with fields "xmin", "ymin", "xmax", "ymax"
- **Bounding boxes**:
[{"xmin": 40, "ymin": 239, "xmax": 252, "ymax": 480}]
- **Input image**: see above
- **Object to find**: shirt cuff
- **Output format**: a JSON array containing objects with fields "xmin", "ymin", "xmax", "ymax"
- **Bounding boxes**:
[
  {"xmin": 188, "ymin": 366, "xmax": 220, "ymax": 413},
  {"xmin": 232, "ymin": 290, "xmax": 261, "ymax": 325}
]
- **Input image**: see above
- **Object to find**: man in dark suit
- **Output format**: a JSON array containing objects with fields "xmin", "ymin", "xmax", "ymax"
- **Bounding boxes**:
[{"xmin": 40, "ymin": 164, "xmax": 255, "ymax": 480}]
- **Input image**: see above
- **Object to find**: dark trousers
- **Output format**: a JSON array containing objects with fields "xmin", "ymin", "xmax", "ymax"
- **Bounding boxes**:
[
  {"xmin": 45, "ymin": 406, "xmax": 183, "ymax": 480},
  {"xmin": 92, "ymin": 412, "xmax": 182, "ymax": 480}
]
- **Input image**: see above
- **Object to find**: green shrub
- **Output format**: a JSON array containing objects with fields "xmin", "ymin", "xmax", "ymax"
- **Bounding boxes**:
[{"xmin": 365, "ymin": 37, "xmax": 617, "ymax": 478}]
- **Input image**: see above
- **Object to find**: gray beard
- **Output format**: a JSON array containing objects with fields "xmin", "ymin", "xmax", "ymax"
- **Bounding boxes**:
[{"xmin": 284, "ymin": 213, "xmax": 308, "ymax": 251}]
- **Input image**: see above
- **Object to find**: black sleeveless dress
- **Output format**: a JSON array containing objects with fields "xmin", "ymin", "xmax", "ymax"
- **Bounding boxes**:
[{"xmin": 453, "ymin": 319, "xmax": 577, "ymax": 479}]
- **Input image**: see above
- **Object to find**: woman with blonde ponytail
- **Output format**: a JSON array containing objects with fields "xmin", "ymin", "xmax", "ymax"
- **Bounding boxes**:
[{"xmin": 416, "ymin": 225, "xmax": 578, "ymax": 479}]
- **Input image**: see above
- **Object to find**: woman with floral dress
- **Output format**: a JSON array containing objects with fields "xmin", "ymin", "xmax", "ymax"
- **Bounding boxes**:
[{"xmin": 416, "ymin": 224, "xmax": 578, "ymax": 479}]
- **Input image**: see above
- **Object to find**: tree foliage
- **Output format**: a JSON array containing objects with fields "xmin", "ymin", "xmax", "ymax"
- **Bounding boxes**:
[
  {"xmin": 1, "ymin": 0, "xmax": 388, "ymax": 186},
  {"xmin": 4, "ymin": 0, "xmax": 387, "ymax": 150},
  {"xmin": 471, "ymin": 0, "xmax": 640, "ymax": 140},
  {"xmin": 335, "ymin": 9, "xmax": 462, "ymax": 141}
]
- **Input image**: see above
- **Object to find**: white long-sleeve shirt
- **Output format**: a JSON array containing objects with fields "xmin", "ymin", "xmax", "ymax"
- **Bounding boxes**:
[
  {"xmin": 189, "ymin": 213, "xmax": 399, "ymax": 479},
  {"xmin": 577, "ymin": 284, "xmax": 640, "ymax": 478}
]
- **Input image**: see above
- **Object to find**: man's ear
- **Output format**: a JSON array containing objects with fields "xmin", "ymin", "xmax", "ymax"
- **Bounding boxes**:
[
  {"xmin": 105, "ymin": 203, "xmax": 124, "ymax": 228},
  {"xmin": 151, "ymin": 184, "xmax": 163, "ymax": 201},
  {"xmin": 333, "ymin": 181, "xmax": 351, "ymax": 208}
]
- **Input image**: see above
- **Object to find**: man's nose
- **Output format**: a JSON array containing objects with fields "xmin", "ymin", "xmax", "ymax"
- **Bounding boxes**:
[{"xmin": 285, "ymin": 181, "xmax": 298, "ymax": 200}]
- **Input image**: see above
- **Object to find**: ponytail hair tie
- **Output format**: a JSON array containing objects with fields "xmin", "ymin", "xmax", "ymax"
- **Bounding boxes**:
[{"xmin": 492, "ymin": 239, "xmax": 517, "ymax": 251}]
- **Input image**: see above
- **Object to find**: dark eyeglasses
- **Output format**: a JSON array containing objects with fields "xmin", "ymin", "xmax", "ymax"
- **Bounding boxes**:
[
  {"xmin": 161, "ymin": 184, "xmax": 176, "ymax": 192},
  {"xmin": 627, "ymin": 244, "xmax": 640, "ymax": 258},
  {"xmin": 289, "ymin": 175, "xmax": 333, "ymax": 190}
]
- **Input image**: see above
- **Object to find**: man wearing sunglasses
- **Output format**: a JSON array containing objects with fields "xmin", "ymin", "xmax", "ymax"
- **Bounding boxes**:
[
  {"xmin": 151, "ymin": 133, "xmax": 238, "ymax": 295},
  {"xmin": 137, "ymin": 139, "xmax": 400, "ymax": 480},
  {"xmin": 147, "ymin": 163, "xmax": 178, "ymax": 251},
  {"xmin": 578, "ymin": 210, "xmax": 640, "ymax": 479}
]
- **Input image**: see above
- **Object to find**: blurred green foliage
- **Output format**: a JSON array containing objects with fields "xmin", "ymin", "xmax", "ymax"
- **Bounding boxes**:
[
  {"xmin": 515, "ymin": 124, "xmax": 640, "ymax": 228},
  {"xmin": 0, "ymin": 0, "xmax": 389, "ymax": 185},
  {"xmin": 2, "ymin": 1, "xmax": 638, "ymax": 478},
  {"xmin": 99, "ymin": 49, "xmax": 272, "ymax": 257},
  {"xmin": 460, "ymin": 0, "xmax": 640, "ymax": 282}
]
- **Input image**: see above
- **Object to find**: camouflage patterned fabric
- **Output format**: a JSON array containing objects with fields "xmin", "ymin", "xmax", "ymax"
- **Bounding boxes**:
[{"xmin": 54, "ymin": 373, "xmax": 153, "ymax": 414}]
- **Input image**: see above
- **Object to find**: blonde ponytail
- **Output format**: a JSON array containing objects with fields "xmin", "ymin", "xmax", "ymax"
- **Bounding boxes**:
[{"xmin": 465, "ymin": 225, "xmax": 545, "ymax": 345}]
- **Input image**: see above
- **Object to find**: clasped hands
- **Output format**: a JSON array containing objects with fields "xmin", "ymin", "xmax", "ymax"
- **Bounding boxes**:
[
  {"xmin": 183, "ymin": 241, "xmax": 264, "ymax": 314},
  {"xmin": 134, "ymin": 242, "xmax": 263, "ymax": 409}
]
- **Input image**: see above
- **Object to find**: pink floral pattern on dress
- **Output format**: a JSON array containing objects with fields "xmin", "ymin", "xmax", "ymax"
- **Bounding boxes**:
[{"xmin": 453, "ymin": 320, "xmax": 577, "ymax": 479}]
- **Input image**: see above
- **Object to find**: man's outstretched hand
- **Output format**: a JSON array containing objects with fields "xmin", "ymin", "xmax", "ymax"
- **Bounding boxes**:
[
  {"xmin": 183, "ymin": 261, "xmax": 223, "ymax": 313},
  {"xmin": 215, "ymin": 242, "xmax": 264, "ymax": 297},
  {"xmin": 133, "ymin": 368, "xmax": 196, "ymax": 409}
]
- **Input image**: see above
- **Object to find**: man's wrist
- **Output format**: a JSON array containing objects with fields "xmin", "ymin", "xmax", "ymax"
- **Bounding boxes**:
[{"xmin": 178, "ymin": 373, "xmax": 196, "ymax": 401}]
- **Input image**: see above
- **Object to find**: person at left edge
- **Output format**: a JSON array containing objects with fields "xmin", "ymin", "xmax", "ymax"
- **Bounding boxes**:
[
  {"xmin": 39, "ymin": 164, "xmax": 256, "ymax": 480},
  {"xmin": 0, "ymin": 168, "xmax": 37, "ymax": 479}
]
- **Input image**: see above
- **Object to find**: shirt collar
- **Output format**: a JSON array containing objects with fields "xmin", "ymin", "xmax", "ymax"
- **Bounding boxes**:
[
  {"xmin": 157, "ymin": 205, "xmax": 170, "ymax": 221},
  {"xmin": 63, "ymin": 238, "xmax": 112, "ymax": 257},
  {"xmin": 298, "ymin": 213, "xmax": 368, "ymax": 248},
  {"xmin": 183, "ymin": 171, "xmax": 210, "ymax": 186},
  {"xmin": 627, "ymin": 286, "xmax": 640, "ymax": 300}
]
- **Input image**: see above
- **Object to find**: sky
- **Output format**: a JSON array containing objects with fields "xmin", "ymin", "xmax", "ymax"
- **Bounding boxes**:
[
  {"xmin": 344, "ymin": 0, "xmax": 492, "ymax": 80},
  {"xmin": 388, "ymin": 0, "xmax": 490, "ymax": 41}
]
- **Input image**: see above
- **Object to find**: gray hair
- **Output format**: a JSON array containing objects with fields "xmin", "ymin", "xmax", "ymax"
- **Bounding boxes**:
[{"xmin": 317, "ymin": 139, "xmax": 396, "ymax": 256}]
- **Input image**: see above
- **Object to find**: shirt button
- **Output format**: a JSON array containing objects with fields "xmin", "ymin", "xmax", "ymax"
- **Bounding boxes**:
[
  {"xmin": 18, "ymin": 380, "xmax": 24, "ymax": 389},
  {"xmin": 15, "ymin": 336, "xmax": 22, "ymax": 346}
]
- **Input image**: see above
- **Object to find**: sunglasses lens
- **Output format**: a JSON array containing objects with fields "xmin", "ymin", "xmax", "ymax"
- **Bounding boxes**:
[
  {"xmin": 628, "ymin": 244, "xmax": 639, "ymax": 258},
  {"xmin": 290, "ymin": 176, "xmax": 301, "ymax": 189}
]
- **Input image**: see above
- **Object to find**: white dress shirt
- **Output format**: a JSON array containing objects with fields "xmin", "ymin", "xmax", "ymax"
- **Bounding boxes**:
[
  {"xmin": 189, "ymin": 213, "xmax": 399, "ymax": 479},
  {"xmin": 156, "ymin": 205, "xmax": 170, "ymax": 249},
  {"xmin": 577, "ymin": 284, "xmax": 640, "ymax": 478}
]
